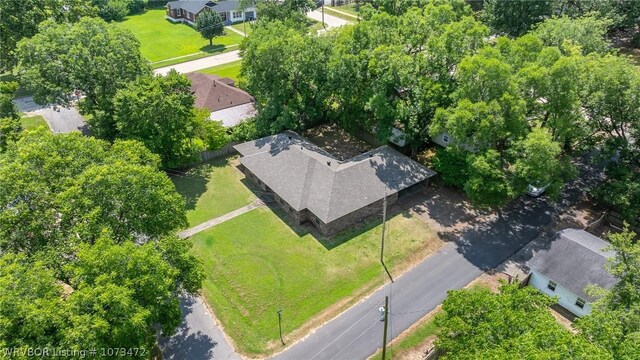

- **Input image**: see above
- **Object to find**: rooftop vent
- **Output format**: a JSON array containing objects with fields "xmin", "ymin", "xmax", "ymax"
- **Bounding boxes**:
[{"xmin": 327, "ymin": 161, "xmax": 331, "ymax": 166}]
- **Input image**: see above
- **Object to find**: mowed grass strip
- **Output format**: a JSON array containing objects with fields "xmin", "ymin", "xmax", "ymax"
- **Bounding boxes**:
[
  {"xmin": 198, "ymin": 60, "xmax": 243, "ymax": 81},
  {"xmin": 117, "ymin": 9, "xmax": 245, "ymax": 63},
  {"xmin": 170, "ymin": 157, "xmax": 256, "ymax": 227},
  {"xmin": 191, "ymin": 207, "xmax": 442, "ymax": 355},
  {"xmin": 20, "ymin": 115, "xmax": 49, "ymax": 131}
]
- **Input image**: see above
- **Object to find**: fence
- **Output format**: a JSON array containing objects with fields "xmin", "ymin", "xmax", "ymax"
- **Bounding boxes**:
[
  {"xmin": 606, "ymin": 211, "xmax": 640, "ymax": 233},
  {"xmin": 199, "ymin": 141, "xmax": 239, "ymax": 162}
]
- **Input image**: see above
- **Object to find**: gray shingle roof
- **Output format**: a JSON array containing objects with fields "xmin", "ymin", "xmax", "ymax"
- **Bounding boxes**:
[
  {"xmin": 166, "ymin": 0, "xmax": 240, "ymax": 14},
  {"xmin": 527, "ymin": 229, "xmax": 619, "ymax": 300},
  {"xmin": 234, "ymin": 131, "xmax": 436, "ymax": 223}
]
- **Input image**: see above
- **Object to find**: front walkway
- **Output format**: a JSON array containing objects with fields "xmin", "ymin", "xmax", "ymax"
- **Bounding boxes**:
[{"xmin": 178, "ymin": 199, "xmax": 264, "ymax": 239}]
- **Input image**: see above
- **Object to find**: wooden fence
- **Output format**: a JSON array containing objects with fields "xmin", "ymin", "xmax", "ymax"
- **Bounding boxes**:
[
  {"xmin": 199, "ymin": 142, "xmax": 239, "ymax": 162},
  {"xmin": 606, "ymin": 211, "xmax": 640, "ymax": 233}
]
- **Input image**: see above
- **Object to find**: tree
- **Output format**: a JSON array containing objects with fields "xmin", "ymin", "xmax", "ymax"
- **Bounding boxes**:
[
  {"xmin": 195, "ymin": 9, "xmax": 225, "ymax": 46},
  {"xmin": 113, "ymin": 71, "xmax": 204, "ymax": 168},
  {"xmin": 463, "ymin": 150, "xmax": 514, "ymax": 210},
  {"xmin": 436, "ymin": 284, "xmax": 610, "ymax": 359},
  {"xmin": 0, "ymin": 82, "xmax": 21, "ymax": 151},
  {"xmin": 93, "ymin": 0, "xmax": 132, "ymax": 21},
  {"xmin": 0, "ymin": 131, "xmax": 187, "ymax": 256},
  {"xmin": 533, "ymin": 15, "xmax": 611, "ymax": 55},
  {"xmin": 0, "ymin": 235, "xmax": 203, "ymax": 352},
  {"xmin": 0, "ymin": 0, "xmax": 96, "ymax": 72},
  {"xmin": 576, "ymin": 226, "xmax": 640, "ymax": 359},
  {"xmin": 247, "ymin": 0, "xmax": 316, "ymax": 25},
  {"xmin": 16, "ymin": 17, "xmax": 151, "ymax": 140},
  {"xmin": 241, "ymin": 21, "xmax": 331, "ymax": 132},
  {"xmin": 483, "ymin": 0, "xmax": 554, "ymax": 36}
]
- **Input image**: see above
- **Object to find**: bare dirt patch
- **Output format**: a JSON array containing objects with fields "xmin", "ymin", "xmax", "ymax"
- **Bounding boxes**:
[{"xmin": 303, "ymin": 123, "xmax": 372, "ymax": 161}]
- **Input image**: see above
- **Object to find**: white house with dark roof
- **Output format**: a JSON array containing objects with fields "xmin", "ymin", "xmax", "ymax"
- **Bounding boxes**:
[
  {"xmin": 234, "ymin": 131, "xmax": 436, "ymax": 236},
  {"xmin": 166, "ymin": 0, "xmax": 256, "ymax": 25},
  {"xmin": 526, "ymin": 229, "xmax": 619, "ymax": 317}
]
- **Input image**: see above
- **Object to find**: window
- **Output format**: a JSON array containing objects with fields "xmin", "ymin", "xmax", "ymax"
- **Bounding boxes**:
[
  {"xmin": 442, "ymin": 134, "xmax": 449, "ymax": 143},
  {"xmin": 547, "ymin": 280, "xmax": 557, "ymax": 291},
  {"xmin": 233, "ymin": 11, "xmax": 243, "ymax": 18},
  {"xmin": 575, "ymin": 297, "xmax": 586, "ymax": 309}
]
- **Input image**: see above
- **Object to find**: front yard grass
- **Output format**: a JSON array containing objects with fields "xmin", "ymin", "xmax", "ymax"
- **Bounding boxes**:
[
  {"xmin": 230, "ymin": 21, "xmax": 253, "ymax": 36},
  {"xmin": 191, "ymin": 207, "xmax": 442, "ymax": 355},
  {"xmin": 169, "ymin": 156, "xmax": 256, "ymax": 227},
  {"xmin": 323, "ymin": 6, "xmax": 359, "ymax": 22},
  {"xmin": 198, "ymin": 60, "xmax": 243, "ymax": 81},
  {"xmin": 20, "ymin": 115, "xmax": 48, "ymax": 131},
  {"xmin": 117, "ymin": 9, "xmax": 245, "ymax": 63}
]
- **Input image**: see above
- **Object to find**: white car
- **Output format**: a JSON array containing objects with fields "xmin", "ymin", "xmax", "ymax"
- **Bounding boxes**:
[{"xmin": 526, "ymin": 181, "xmax": 550, "ymax": 197}]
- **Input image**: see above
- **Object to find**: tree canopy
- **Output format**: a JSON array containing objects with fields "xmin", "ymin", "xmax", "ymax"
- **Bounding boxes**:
[
  {"xmin": 0, "ymin": 82, "xmax": 21, "ymax": 152},
  {"xmin": 436, "ymin": 284, "xmax": 609, "ymax": 359},
  {"xmin": 16, "ymin": 17, "xmax": 151, "ymax": 140}
]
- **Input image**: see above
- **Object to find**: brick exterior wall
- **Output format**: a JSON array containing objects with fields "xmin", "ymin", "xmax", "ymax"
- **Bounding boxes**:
[{"xmin": 239, "ymin": 165, "xmax": 402, "ymax": 237}]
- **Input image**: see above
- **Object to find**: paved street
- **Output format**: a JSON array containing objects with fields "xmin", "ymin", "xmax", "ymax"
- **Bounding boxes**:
[
  {"xmin": 271, "ymin": 159, "xmax": 601, "ymax": 360},
  {"xmin": 159, "ymin": 295, "xmax": 241, "ymax": 360},
  {"xmin": 307, "ymin": 9, "xmax": 352, "ymax": 29},
  {"xmin": 154, "ymin": 50, "xmax": 241, "ymax": 75}
]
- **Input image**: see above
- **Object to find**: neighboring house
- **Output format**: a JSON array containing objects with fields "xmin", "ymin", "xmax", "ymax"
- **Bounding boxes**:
[
  {"xmin": 186, "ymin": 72, "xmax": 256, "ymax": 127},
  {"xmin": 526, "ymin": 229, "xmax": 619, "ymax": 317},
  {"xmin": 431, "ymin": 132, "xmax": 453, "ymax": 147},
  {"xmin": 234, "ymin": 131, "xmax": 436, "ymax": 236},
  {"xmin": 166, "ymin": 0, "xmax": 256, "ymax": 25}
]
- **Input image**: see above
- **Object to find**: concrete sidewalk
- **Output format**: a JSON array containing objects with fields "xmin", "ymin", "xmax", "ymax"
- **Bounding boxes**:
[
  {"xmin": 154, "ymin": 50, "xmax": 241, "ymax": 75},
  {"xmin": 307, "ymin": 10, "xmax": 352, "ymax": 29}
]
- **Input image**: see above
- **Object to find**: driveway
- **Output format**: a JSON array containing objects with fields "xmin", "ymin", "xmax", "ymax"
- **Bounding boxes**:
[
  {"xmin": 271, "ymin": 158, "xmax": 602, "ymax": 360},
  {"xmin": 159, "ymin": 295, "xmax": 241, "ymax": 360},
  {"xmin": 154, "ymin": 50, "xmax": 241, "ymax": 75},
  {"xmin": 307, "ymin": 10, "xmax": 352, "ymax": 29},
  {"xmin": 16, "ymin": 96, "xmax": 87, "ymax": 134}
]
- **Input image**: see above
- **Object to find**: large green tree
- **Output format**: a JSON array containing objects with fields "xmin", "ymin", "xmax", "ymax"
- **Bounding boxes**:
[
  {"xmin": 113, "ymin": 70, "xmax": 206, "ymax": 168},
  {"xmin": 0, "ymin": 0, "xmax": 96, "ymax": 72},
  {"xmin": 532, "ymin": 15, "xmax": 611, "ymax": 55},
  {"xmin": 0, "ymin": 82, "xmax": 21, "ymax": 152},
  {"xmin": 0, "ymin": 131, "xmax": 187, "ymax": 256},
  {"xmin": 436, "ymin": 284, "xmax": 609, "ymax": 359},
  {"xmin": 241, "ymin": 21, "xmax": 331, "ymax": 132},
  {"xmin": 483, "ymin": 0, "xmax": 554, "ymax": 36},
  {"xmin": 16, "ymin": 17, "xmax": 151, "ymax": 140},
  {"xmin": 195, "ymin": 9, "xmax": 225, "ymax": 46}
]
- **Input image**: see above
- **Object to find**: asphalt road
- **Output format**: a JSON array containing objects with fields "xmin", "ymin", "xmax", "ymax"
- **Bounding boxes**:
[
  {"xmin": 159, "ymin": 295, "xmax": 241, "ymax": 360},
  {"xmin": 16, "ymin": 96, "xmax": 88, "ymax": 134},
  {"xmin": 271, "ymin": 159, "xmax": 601, "ymax": 360},
  {"xmin": 307, "ymin": 9, "xmax": 352, "ymax": 29}
]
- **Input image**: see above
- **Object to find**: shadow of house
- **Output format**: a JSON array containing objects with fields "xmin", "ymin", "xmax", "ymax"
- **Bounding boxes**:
[{"xmin": 233, "ymin": 131, "xmax": 437, "ymax": 237}]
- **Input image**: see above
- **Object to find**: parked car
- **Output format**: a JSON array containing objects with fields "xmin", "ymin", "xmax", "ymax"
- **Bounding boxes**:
[{"xmin": 527, "ymin": 181, "xmax": 550, "ymax": 197}]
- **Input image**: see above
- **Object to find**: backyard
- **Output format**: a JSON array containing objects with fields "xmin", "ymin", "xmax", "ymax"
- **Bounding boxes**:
[
  {"xmin": 191, "ymin": 207, "xmax": 442, "ymax": 355},
  {"xmin": 169, "ymin": 156, "xmax": 256, "ymax": 227},
  {"xmin": 117, "ymin": 9, "xmax": 244, "ymax": 65}
]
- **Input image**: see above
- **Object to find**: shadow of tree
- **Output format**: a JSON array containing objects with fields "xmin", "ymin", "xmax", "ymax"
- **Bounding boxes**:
[
  {"xmin": 158, "ymin": 296, "xmax": 217, "ymax": 360},
  {"xmin": 169, "ymin": 157, "xmax": 232, "ymax": 211}
]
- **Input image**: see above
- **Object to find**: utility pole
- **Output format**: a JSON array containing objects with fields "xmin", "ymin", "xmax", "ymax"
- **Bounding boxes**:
[
  {"xmin": 277, "ymin": 309, "xmax": 285, "ymax": 345},
  {"xmin": 380, "ymin": 191, "xmax": 387, "ymax": 263},
  {"xmin": 381, "ymin": 296, "xmax": 389, "ymax": 360},
  {"xmin": 322, "ymin": 0, "xmax": 326, "ymax": 29}
]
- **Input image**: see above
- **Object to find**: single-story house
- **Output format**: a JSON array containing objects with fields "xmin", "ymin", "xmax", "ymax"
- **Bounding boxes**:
[
  {"xmin": 166, "ymin": 0, "xmax": 256, "ymax": 25},
  {"xmin": 186, "ymin": 72, "xmax": 256, "ymax": 127},
  {"xmin": 234, "ymin": 131, "xmax": 437, "ymax": 236},
  {"xmin": 526, "ymin": 229, "xmax": 619, "ymax": 317}
]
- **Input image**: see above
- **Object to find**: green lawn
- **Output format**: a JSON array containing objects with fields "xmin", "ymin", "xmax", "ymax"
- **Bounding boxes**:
[
  {"xmin": 191, "ymin": 207, "xmax": 442, "ymax": 355},
  {"xmin": 328, "ymin": 3, "xmax": 359, "ymax": 16},
  {"xmin": 230, "ymin": 21, "xmax": 253, "ymax": 36},
  {"xmin": 198, "ymin": 60, "xmax": 243, "ymax": 81},
  {"xmin": 20, "ymin": 115, "xmax": 48, "ymax": 131},
  {"xmin": 170, "ymin": 156, "xmax": 256, "ymax": 227},
  {"xmin": 323, "ymin": 6, "xmax": 358, "ymax": 22},
  {"xmin": 117, "ymin": 9, "xmax": 245, "ymax": 63}
]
